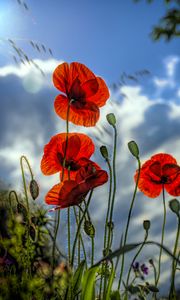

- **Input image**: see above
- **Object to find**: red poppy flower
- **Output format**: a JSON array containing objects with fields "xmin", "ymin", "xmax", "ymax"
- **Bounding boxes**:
[
  {"xmin": 135, "ymin": 153, "xmax": 180, "ymax": 198},
  {"xmin": 41, "ymin": 133, "xmax": 95, "ymax": 180},
  {"xmin": 53, "ymin": 62, "xmax": 109, "ymax": 127},
  {"xmin": 45, "ymin": 162, "xmax": 108, "ymax": 208}
]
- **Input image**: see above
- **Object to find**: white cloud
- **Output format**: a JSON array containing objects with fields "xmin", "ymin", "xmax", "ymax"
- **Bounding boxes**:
[
  {"xmin": 165, "ymin": 55, "xmax": 180, "ymax": 77},
  {"xmin": 153, "ymin": 55, "xmax": 179, "ymax": 91},
  {"xmin": 0, "ymin": 58, "xmax": 63, "ymax": 93}
]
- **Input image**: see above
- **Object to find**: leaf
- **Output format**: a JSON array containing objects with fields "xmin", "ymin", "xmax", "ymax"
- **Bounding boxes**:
[
  {"xmin": 105, "ymin": 265, "xmax": 115, "ymax": 300},
  {"xmin": 93, "ymin": 241, "xmax": 180, "ymax": 267},
  {"xmin": 72, "ymin": 260, "xmax": 86, "ymax": 295},
  {"xmin": 81, "ymin": 266, "xmax": 99, "ymax": 300}
]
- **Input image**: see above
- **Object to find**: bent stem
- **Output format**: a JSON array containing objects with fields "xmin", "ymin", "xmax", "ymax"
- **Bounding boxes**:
[
  {"xmin": 71, "ymin": 189, "xmax": 93, "ymax": 268},
  {"xmin": 155, "ymin": 186, "xmax": 166, "ymax": 286},
  {"xmin": 20, "ymin": 155, "xmax": 34, "ymax": 277},
  {"xmin": 118, "ymin": 157, "xmax": 141, "ymax": 290}
]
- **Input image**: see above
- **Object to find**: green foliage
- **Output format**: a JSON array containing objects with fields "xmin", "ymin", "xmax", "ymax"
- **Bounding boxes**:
[{"xmin": 134, "ymin": 0, "xmax": 180, "ymax": 40}]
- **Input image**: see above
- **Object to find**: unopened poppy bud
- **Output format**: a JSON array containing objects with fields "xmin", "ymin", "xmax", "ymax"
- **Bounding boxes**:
[
  {"xmin": 143, "ymin": 220, "xmax": 151, "ymax": 231},
  {"xmin": 106, "ymin": 113, "xmax": 116, "ymax": 126},
  {"xmin": 128, "ymin": 141, "xmax": 139, "ymax": 159},
  {"xmin": 100, "ymin": 146, "xmax": 109, "ymax": 160},
  {"xmin": 149, "ymin": 259, "xmax": 154, "ymax": 265},
  {"xmin": 169, "ymin": 199, "xmax": 180, "ymax": 215},
  {"xmin": 84, "ymin": 220, "xmax": 95, "ymax": 238},
  {"xmin": 30, "ymin": 179, "xmax": 39, "ymax": 200}
]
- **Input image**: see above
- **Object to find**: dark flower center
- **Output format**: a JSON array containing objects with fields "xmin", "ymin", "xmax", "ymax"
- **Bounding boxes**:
[
  {"xmin": 57, "ymin": 153, "xmax": 80, "ymax": 171},
  {"xmin": 160, "ymin": 176, "xmax": 168, "ymax": 184}
]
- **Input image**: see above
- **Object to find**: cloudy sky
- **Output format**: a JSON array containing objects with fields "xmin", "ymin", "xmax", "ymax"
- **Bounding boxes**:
[{"xmin": 0, "ymin": 0, "xmax": 180, "ymax": 295}]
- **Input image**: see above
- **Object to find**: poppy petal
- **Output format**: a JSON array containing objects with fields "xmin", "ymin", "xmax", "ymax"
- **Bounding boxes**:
[
  {"xmin": 45, "ymin": 183, "xmax": 63, "ymax": 206},
  {"xmin": 63, "ymin": 135, "xmax": 81, "ymax": 160},
  {"xmin": 54, "ymin": 94, "xmax": 69, "ymax": 121},
  {"xmin": 53, "ymin": 63, "xmax": 70, "ymax": 94},
  {"xmin": 70, "ymin": 62, "xmax": 96, "ymax": 84},
  {"xmin": 165, "ymin": 173, "xmax": 180, "ymax": 196},
  {"xmin": 70, "ymin": 101, "xmax": 100, "ymax": 126},
  {"xmin": 151, "ymin": 153, "xmax": 177, "ymax": 166},
  {"xmin": 41, "ymin": 136, "xmax": 63, "ymax": 175},
  {"xmin": 87, "ymin": 77, "xmax": 110, "ymax": 107},
  {"xmin": 135, "ymin": 170, "xmax": 162, "ymax": 198}
]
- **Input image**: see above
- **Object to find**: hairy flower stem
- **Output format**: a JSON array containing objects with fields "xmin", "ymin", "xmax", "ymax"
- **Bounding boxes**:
[
  {"xmin": 9, "ymin": 190, "xmax": 19, "ymax": 218},
  {"xmin": 169, "ymin": 215, "xmax": 180, "ymax": 299},
  {"xmin": 126, "ymin": 231, "xmax": 148, "ymax": 289},
  {"xmin": 118, "ymin": 157, "xmax": 141, "ymax": 290},
  {"xmin": 155, "ymin": 186, "xmax": 166, "ymax": 286},
  {"xmin": 68, "ymin": 207, "xmax": 71, "ymax": 263},
  {"xmin": 106, "ymin": 125, "xmax": 117, "ymax": 251},
  {"xmin": 102, "ymin": 125, "xmax": 117, "ymax": 298},
  {"xmin": 71, "ymin": 190, "xmax": 93, "ymax": 268},
  {"xmin": 99, "ymin": 160, "xmax": 112, "ymax": 297},
  {"xmin": 20, "ymin": 156, "xmax": 34, "ymax": 277},
  {"xmin": 73, "ymin": 207, "xmax": 88, "ymax": 268},
  {"xmin": 52, "ymin": 101, "xmax": 71, "ymax": 269}
]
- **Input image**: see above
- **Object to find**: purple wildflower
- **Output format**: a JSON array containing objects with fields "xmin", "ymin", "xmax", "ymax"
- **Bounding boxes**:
[{"xmin": 140, "ymin": 263, "xmax": 149, "ymax": 275}]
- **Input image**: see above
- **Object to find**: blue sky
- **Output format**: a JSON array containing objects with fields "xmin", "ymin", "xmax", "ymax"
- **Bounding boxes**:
[{"xmin": 0, "ymin": 0, "xmax": 180, "ymax": 295}]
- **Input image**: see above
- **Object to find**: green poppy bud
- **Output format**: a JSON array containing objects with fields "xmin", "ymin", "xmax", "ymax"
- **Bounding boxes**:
[
  {"xmin": 30, "ymin": 179, "xmax": 39, "ymax": 200},
  {"xmin": 100, "ymin": 146, "xmax": 109, "ymax": 159},
  {"xmin": 106, "ymin": 113, "xmax": 116, "ymax": 126},
  {"xmin": 128, "ymin": 141, "xmax": 139, "ymax": 158},
  {"xmin": 143, "ymin": 220, "xmax": 151, "ymax": 231},
  {"xmin": 169, "ymin": 199, "xmax": 180, "ymax": 215}
]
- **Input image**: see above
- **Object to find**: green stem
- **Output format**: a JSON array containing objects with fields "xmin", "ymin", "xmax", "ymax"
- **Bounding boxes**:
[
  {"xmin": 103, "ymin": 159, "xmax": 113, "ymax": 253},
  {"xmin": 52, "ymin": 101, "xmax": 71, "ymax": 270},
  {"xmin": 106, "ymin": 125, "xmax": 117, "ymax": 251},
  {"xmin": 155, "ymin": 186, "xmax": 166, "ymax": 286},
  {"xmin": 118, "ymin": 157, "xmax": 141, "ymax": 290},
  {"xmin": 102, "ymin": 126, "xmax": 117, "ymax": 300},
  {"xmin": 68, "ymin": 207, "xmax": 71, "ymax": 263},
  {"xmin": 9, "ymin": 190, "xmax": 19, "ymax": 217},
  {"xmin": 126, "ymin": 231, "xmax": 148, "ymax": 287},
  {"xmin": 71, "ymin": 190, "xmax": 93, "ymax": 267},
  {"xmin": 169, "ymin": 215, "xmax": 180, "ymax": 299},
  {"xmin": 73, "ymin": 207, "xmax": 88, "ymax": 269}
]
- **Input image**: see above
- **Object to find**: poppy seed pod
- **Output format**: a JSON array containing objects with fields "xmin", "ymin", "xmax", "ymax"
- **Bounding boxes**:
[
  {"xmin": 106, "ymin": 113, "xmax": 116, "ymax": 126},
  {"xmin": 30, "ymin": 179, "xmax": 39, "ymax": 200}
]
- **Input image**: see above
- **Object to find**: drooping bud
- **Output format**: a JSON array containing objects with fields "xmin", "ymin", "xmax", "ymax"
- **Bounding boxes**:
[
  {"xmin": 84, "ymin": 220, "xmax": 95, "ymax": 238},
  {"xmin": 143, "ymin": 220, "xmax": 151, "ymax": 231},
  {"xmin": 29, "ymin": 179, "xmax": 39, "ymax": 200},
  {"xmin": 128, "ymin": 141, "xmax": 139, "ymax": 159},
  {"xmin": 100, "ymin": 146, "xmax": 109, "ymax": 160},
  {"xmin": 106, "ymin": 113, "xmax": 116, "ymax": 126},
  {"xmin": 169, "ymin": 199, "xmax": 180, "ymax": 216},
  {"xmin": 17, "ymin": 203, "xmax": 27, "ymax": 222}
]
